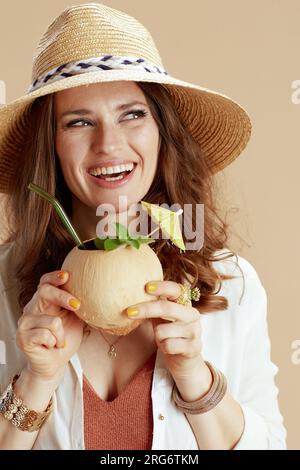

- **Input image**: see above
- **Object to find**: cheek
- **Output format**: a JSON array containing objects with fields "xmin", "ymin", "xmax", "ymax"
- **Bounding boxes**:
[
  {"xmin": 55, "ymin": 132, "xmax": 84, "ymax": 170},
  {"xmin": 56, "ymin": 132, "xmax": 70, "ymax": 164},
  {"xmin": 136, "ymin": 124, "xmax": 160, "ymax": 166}
]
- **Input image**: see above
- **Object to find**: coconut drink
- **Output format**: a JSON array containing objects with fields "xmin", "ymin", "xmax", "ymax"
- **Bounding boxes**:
[
  {"xmin": 28, "ymin": 183, "xmax": 185, "ymax": 336},
  {"xmin": 60, "ymin": 229, "xmax": 164, "ymax": 335}
]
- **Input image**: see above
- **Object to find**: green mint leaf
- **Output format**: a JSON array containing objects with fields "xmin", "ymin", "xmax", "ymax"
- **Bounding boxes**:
[
  {"xmin": 126, "ymin": 239, "xmax": 140, "ymax": 249},
  {"xmin": 104, "ymin": 238, "xmax": 124, "ymax": 251},
  {"xmin": 138, "ymin": 237, "xmax": 156, "ymax": 245},
  {"xmin": 94, "ymin": 237, "xmax": 107, "ymax": 250}
]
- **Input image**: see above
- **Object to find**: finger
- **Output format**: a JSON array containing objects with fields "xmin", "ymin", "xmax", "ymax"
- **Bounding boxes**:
[
  {"xmin": 159, "ymin": 337, "xmax": 201, "ymax": 358},
  {"xmin": 36, "ymin": 283, "xmax": 81, "ymax": 315},
  {"xmin": 19, "ymin": 328, "xmax": 58, "ymax": 350},
  {"xmin": 18, "ymin": 314, "xmax": 66, "ymax": 348},
  {"xmin": 23, "ymin": 271, "xmax": 73, "ymax": 317},
  {"xmin": 38, "ymin": 270, "xmax": 70, "ymax": 289},
  {"xmin": 154, "ymin": 320, "xmax": 200, "ymax": 343},
  {"xmin": 144, "ymin": 280, "xmax": 182, "ymax": 301},
  {"xmin": 126, "ymin": 298, "xmax": 198, "ymax": 322}
]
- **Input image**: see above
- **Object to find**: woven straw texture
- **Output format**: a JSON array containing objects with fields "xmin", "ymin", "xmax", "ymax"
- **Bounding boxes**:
[{"xmin": 0, "ymin": 2, "xmax": 251, "ymax": 193}]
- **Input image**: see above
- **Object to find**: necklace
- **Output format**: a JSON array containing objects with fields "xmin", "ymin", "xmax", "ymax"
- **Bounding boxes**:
[{"xmin": 98, "ymin": 330, "xmax": 122, "ymax": 358}]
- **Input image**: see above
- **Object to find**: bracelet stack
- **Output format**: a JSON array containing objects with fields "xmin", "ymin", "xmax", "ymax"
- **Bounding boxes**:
[
  {"xmin": 172, "ymin": 361, "xmax": 227, "ymax": 415},
  {"xmin": 0, "ymin": 374, "xmax": 53, "ymax": 432}
]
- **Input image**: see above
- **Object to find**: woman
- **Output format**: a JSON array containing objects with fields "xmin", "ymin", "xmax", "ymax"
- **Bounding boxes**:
[{"xmin": 0, "ymin": 3, "xmax": 286, "ymax": 450}]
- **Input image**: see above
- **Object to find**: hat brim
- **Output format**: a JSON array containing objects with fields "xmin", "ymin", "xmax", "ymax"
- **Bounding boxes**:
[{"xmin": 0, "ymin": 68, "xmax": 251, "ymax": 193}]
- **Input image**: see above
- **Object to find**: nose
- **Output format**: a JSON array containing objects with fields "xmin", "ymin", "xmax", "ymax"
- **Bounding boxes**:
[{"xmin": 91, "ymin": 121, "xmax": 123, "ymax": 155}]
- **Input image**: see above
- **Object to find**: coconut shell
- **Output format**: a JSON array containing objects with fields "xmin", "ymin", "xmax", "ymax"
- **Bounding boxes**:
[{"xmin": 61, "ymin": 241, "xmax": 164, "ymax": 336}]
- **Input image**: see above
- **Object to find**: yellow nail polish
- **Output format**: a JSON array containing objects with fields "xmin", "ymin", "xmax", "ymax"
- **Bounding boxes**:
[
  {"xmin": 146, "ymin": 282, "xmax": 157, "ymax": 293},
  {"xmin": 57, "ymin": 271, "xmax": 67, "ymax": 280},
  {"xmin": 69, "ymin": 298, "xmax": 81, "ymax": 309},
  {"xmin": 127, "ymin": 307, "xmax": 139, "ymax": 317}
]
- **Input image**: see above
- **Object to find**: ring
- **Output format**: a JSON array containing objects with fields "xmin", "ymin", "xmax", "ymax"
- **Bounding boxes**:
[{"xmin": 174, "ymin": 282, "xmax": 201, "ymax": 306}]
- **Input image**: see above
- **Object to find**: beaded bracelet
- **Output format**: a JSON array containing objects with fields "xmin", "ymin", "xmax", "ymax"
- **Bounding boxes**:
[{"xmin": 172, "ymin": 361, "xmax": 227, "ymax": 415}]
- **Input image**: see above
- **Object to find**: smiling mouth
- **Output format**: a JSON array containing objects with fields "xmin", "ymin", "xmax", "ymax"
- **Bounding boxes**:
[{"xmin": 89, "ymin": 163, "xmax": 137, "ymax": 182}]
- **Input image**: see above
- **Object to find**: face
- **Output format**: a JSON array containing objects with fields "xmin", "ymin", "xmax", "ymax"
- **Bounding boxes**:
[{"xmin": 54, "ymin": 81, "xmax": 160, "ymax": 216}]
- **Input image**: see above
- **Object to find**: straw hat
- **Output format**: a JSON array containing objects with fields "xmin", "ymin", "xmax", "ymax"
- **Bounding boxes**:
[{"xmin": 0, "ymin": 2, "xmax": 251, "ymax": 194}]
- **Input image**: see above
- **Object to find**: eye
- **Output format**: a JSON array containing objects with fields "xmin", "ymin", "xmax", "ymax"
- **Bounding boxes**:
[
  {"xmin": 66, "ymin": 119, "xmax": 92, "ymax": 128},
  {"xmin": 124, "ymin": 109, "xmax": 148, "ymax": 120},
  {"xmin": 65, "ymin": 109, "xmax": 148, "ymax": 128}
]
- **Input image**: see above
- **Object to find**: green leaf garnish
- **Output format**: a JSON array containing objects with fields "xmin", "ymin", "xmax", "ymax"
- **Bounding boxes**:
[
  {"xmin": 94, "ymin": 238, "xmax": 106, "ymax": 250},
  {"xmin": 104, "ymin": 238, "xmax": 126, "ymax": 251},
  {"xmin": 137, "ymin": 237, "xmax": 156, "ymax": 245},
  {"xmin": 94, "ymin": 223, "xmax": 156, "ymax": 251},
  {"xmin": 125, "ymin": 238, "xmax": 140, "ymax": 249}
]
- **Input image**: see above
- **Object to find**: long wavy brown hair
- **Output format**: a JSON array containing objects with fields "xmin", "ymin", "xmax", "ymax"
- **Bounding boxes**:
[{"xmin": 1, "ymin": 81, "xmax": 244, "ymax": 318}]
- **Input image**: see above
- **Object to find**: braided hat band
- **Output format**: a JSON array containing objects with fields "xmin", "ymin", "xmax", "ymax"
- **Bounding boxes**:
[
  {"xmin": 29, "ymin": 55, "xmax": 169, "ymax": 93},
  {"xmin": 0, "ymin": 2, "xmax": 252, "ymax": 194}
]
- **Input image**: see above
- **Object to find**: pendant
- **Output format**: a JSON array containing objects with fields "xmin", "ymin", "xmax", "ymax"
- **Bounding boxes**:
[{"xmin": 108, "ymin": 345, "xmax": 117, "ymax": 358}]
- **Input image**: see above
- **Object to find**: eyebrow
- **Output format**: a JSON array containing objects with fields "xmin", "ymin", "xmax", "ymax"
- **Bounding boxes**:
[{"xmin": 59, "ymin": 100, "xmax": 148, "ymax": 119}]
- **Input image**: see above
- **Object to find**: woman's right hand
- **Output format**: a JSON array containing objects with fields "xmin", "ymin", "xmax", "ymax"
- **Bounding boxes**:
[{"xmin": 16, "ymin": 270, "xmax": 84, "ymax": 382}]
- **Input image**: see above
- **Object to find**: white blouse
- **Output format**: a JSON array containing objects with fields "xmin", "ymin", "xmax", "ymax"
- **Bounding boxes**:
[{"xmin": 0, "ymin": 242, "xmax": 287, "ymax": 450}]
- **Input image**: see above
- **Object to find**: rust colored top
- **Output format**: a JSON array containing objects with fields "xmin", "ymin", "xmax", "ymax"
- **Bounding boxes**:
[{"xmin": 83, "ymin": 351, "xmax": 157, "ymax": 450}]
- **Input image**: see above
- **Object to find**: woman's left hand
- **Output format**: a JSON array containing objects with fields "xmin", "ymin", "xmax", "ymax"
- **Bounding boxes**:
[{"xmin": 126, "ymin": 280, "xmax": 207, "ymax": 382}]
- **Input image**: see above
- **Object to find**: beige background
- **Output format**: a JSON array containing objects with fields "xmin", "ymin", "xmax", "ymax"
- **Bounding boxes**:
[{"xmin": 0, "ymin": 0, "xmax": 299, "ymax": 449}]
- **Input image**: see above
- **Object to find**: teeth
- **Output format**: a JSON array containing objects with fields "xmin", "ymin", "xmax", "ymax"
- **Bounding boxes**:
[
  {"xmin": 104, "ymin": 175, "xmax": 124, "ymax": 182},
  {"xmin": 126, "ymin": 163, "xmax": 134, "ymax": 171},
  {"xmin": 89, "ymin": 162, "xmax": 134, "ymax": 176}
]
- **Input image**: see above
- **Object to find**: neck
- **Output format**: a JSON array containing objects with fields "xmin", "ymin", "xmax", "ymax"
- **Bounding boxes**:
[{"xmin": 86, "ymin": 319, "xmax": 156, "ymax": 352}]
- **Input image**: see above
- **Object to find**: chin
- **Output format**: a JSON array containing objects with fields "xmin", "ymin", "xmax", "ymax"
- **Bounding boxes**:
[{"xmin": 99, "ymin": 193, "xmax": 141, "ymax": 212}]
